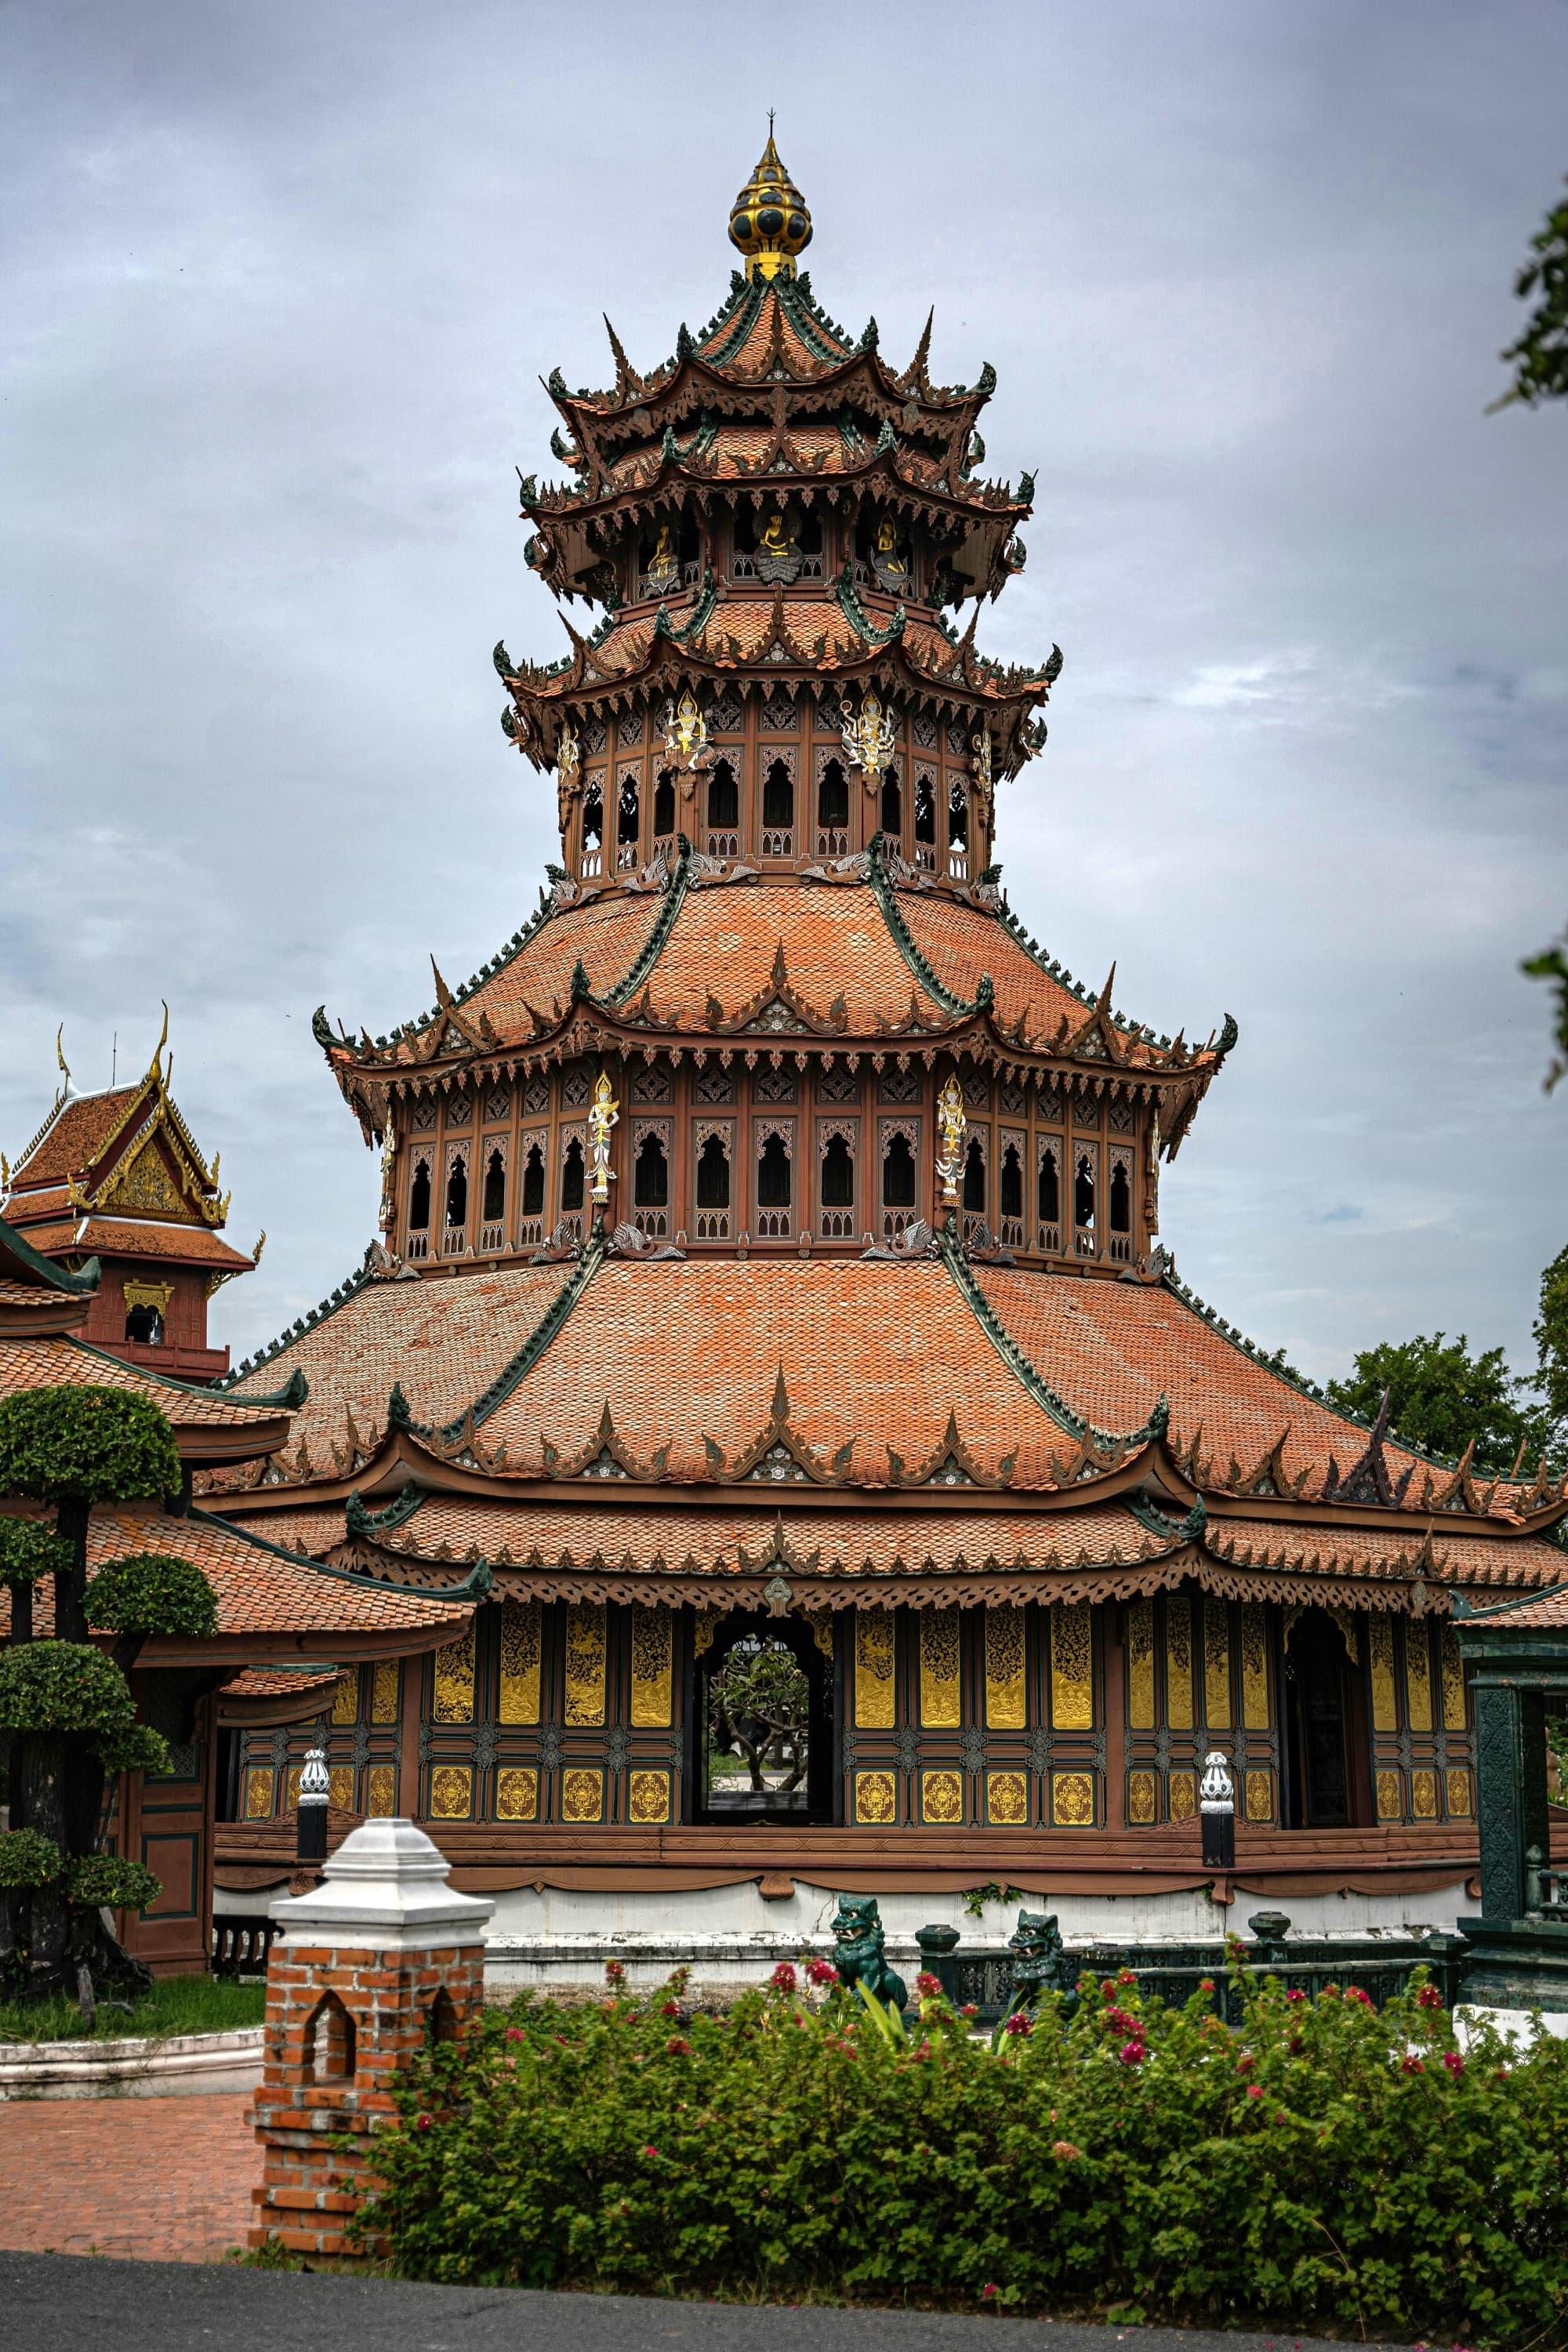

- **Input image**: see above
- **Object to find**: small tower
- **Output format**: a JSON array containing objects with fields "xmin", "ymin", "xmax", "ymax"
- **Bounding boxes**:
[{"xmin": 0, "ymin": 1017, "xmax": 260, "ymax": 1382}]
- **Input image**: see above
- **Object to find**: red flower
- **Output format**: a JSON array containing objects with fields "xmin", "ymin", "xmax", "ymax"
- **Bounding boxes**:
[
  {"xmin": 916, "ymin": 1971, "xmax": 943, "ymax": 1998},
  {"xmin": 642, "ymin": 2143, "xmax": 659, "ymax": 2158},
  {"xmin": 1236, "ymin": 2051, "xmax": 1256, "ymax": 2073},
  {"xmin": 661, "ymin": 2000, "xmax": 681, "ymax": 2017},
  {"xmin": 1001, "ymin": 2011, "xmax": 1031, "ymax": 2036},
  {"xmin": 666, "ymin": 2037, "xmax": 691, "ymax": 2056},
  {"xmin": 505, "ymin": 2026, "xmax": 524, "ymax": 2042},
  {"xmin": 961, "ymin": 2003, "xmax": 980, "ymax": 2019},
  {"xmin": 1051, "ymin": 2140, "xmax": 1080, "ymax": 2160},
  {"xmin": 1119, "ymin": 2040, "xmax": 1145, "ymax": 2066},
  {"xmin": 604, "ymin": 1959, "xmax": 626, "ymax": 1984},
  {"xmin": 1443, "ymin": 2051, "xmax": 1464, "ymax": 2075},
  {"xmin": 1345, "ymin": 1985, "xmax": 1373, "ymax": 2006},
  {"xmin": 1100, "ymin": 1978, "xmax": 1116, "ymax": 1998},
  {"xmin": 1401, "ymin": 2055, "xmax": 1425, "ymax": 2074},
  {"xmin": 1321, "ymin": 1985, "xmax": 1341, "ymax": 2000},
  {"xmin": 1416, "ymin": 1984, "xmax": 1443, "ymax": 2010},
  {"xmin": 771, "ymin": 1962, "xmax": 799, "ymax": 1993},
  {"xmin": 1116, "ymin": 1968, "xmax": 1138, "ymax": 1987},
  {"xmin": 1104, "ymin": 2006, "xmax": 1135, "ymax": 2034},
  {"xmin": 1286, "ymin": 1989, "xmax": 1307, "ymax": 2005},
  {"xmin": 1198, "ymin": 1976, "xmax": 1216, "ymax": 1994},
  {"xmin": 416, "ymin": 2113, "xmax": 433, "ymax": 2131},
  {"xmin": 805, "ymin": 1958, "xmax": 839, "ymax": 1986},
  {"xmin": 1288, "ymin": 2037, "xmax": 1305, "ymax": 2056},
  {"xmin": 981, "ymin": 2284, "xmax": 1000, "ymax": 2300},
  {"xmin": 1246, "ymin": 2084, "xmax": 1264, "ymax": 2101}
]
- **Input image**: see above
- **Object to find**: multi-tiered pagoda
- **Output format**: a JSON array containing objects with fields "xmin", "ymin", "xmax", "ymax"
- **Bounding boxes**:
[{"xmin": 203, "ymin": 142, "xmax": 1567, "ymax": 1940}]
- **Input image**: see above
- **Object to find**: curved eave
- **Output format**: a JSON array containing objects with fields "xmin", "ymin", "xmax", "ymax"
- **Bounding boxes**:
[{"xmin": 549, "ymin": 342, "xmax": 990, "ymax": 450}]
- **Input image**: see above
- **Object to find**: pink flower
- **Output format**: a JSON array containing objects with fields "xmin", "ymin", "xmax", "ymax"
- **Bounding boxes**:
[
  {"xmin": 666, "ymin": 2037, "xmax": 691, "ymax": 2056},
  {"xmin": 1119, "ymin": 2040, "xmax": 1145, "ymax": 2066},
  {"xmin": 1321, "ymin": 1985, "xmax": 1341, "ymax": 2001},
  {"xmin": 1104, "ymin": 2006, "xmax": 1135, "ymax": 2034},
  {"xmin": 1443, "ymin": 2051, "xmax": 1464, "ymax": 2075},
  {"xmin": 1246, "ymin": 2084, "xmax": 1264, "ymax": 2101},
  {"xmin": 416, "ymin": 2113, "xmax": 433, "ymax": 2131},
  {"xmin": 604, "ymin": 1960, "xmax": 626, "ymax": 1984},
  {"xmin": 505, "ymin": 2026, "xmax": 524, "ymax": 2042},
  {"xmin": 1401, "ymin": 2055, "xmax": 1425, "ymax": 2074},
  {"xmin": 916, "ymin": 1971, "xmax": 942, "ymax": 1998},
  {"xmin": 1286, "ymin": 1989, "xmax": 1307, "ymax": 2006},
  {"xmin": 981, "ymin": 2284, "xmax": 1000, "ymax": 2300},
  {"xmin": 806, "ymin": 1958, "xmax": 839, "ymax": 1986},
  {"xmin": 642, "ymin": 2143, "xmax": 659, "ymax": 2158},
  {"xmin": 1001, "ymin": 2011, "xmax": 1031, "ymax": 2036},
  {"xmin": 961, "ymin": 2003, "xmax": 979, "ymax": 2019},
  {"xmin": 661, "ymin": 2000, "xmax": 681, "ymax": 2017},
  {"xmin": 1116, "ymin": 1968, "xmax": 1137, "ymax": 1987},
  {"xmin": 1417, "ymin": 1984, "xmax": 1443, "ymax": 2009},
  {"xmin": 1345, "ymin": 1986, "xmax": 1373, "ymax": 2006},
  {"xmin": 771, "ymin": 1962, "xmax": 798, "ymax": 1993},
  {"xmin": 1236, "ymin": 2051, "xmax": 1257, "ymax": 2073},
  {"xmin": 1051, "ymin": 2140, "xmax": 1080, "ymax": 2160}
]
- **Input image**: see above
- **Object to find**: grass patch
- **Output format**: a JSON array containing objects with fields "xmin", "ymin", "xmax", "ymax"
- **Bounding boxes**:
[{"xmin": 0, "ymin": 1971, "xmax": 266, "ymax": 2045}]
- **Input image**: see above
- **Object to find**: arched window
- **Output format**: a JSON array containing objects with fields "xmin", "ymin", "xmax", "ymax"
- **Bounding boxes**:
[
  {"xmin": 882, "ymin": 1129, "xmax": 916, "ymax": 1207},
  {"xmin": 616, "ymin": 771, "xmax": 641, "ymax": 868},
  {"xmin": 762, "ymin": 757, "xmax": 794, "ymax": 845},
  {"xmin": 634, "ymin": 1131, "xmax": 669, "ymax": 1207},
  {"xmin": 521, "ymin": 1143, "xmax": 545, "ymax": 1218},
  {"xmin": 303, "ymin": 1990, "xmax": 357, "ymax": 2084},
  {"xmin": 580, "ymin": 780, "xmax": 604, "ymax": 876},
  {"xmin": 817, "ymin": 758, "xmax": 848, "ymax": 829},
  {"xmin": 1000, "ymin": 1142, "xmax": 1023, "ymax": 1221},
  {"xmin": 708, "ymin": 757, "xmax": 738, "ymax": 830},
  {"xmin": 653, "ymin": 768, "xmax": 676, "ymax": 840},
  {"xmin": 948, "ymin": 779, "xmax": 969, "ymax": 857},
  {"xmin": 125, "ymin": 1303, "xmax": 164, "ymax": 1346},
  {"xmin": 409, "ymin": 1159, "xmax": 431, "ymax": 1230},
  {"xmin": 821, "ymin": 1134, "xmax": 855, "ymax": 1207},
  {"xmin": 1038, "ymin": 1145, "xmax": 1060, "ymax": 1226},
  {"xmin": 1109, "ymin": 1160, "xmax": 1131, "ymax": 1235},
  {"xmin": 914, "ymin": 773, "xmax": 937, "ymax": 869},
  {"xmin": 561, "ymin": 1136, "xmax": 585, "ymax": 1214},
  {"xmin": 445, "ymin": 1152, "xmax": 468, "ymax": 1232},
  {"xmin": 757, "ymin": 1131, "xmax": 792, "ymax": 1207},
  {"xmin": 482, "ymin": 1147, "xmax": 506, "ymax": 1223},
  {"xmin": 962, "ymin": 1136, "xmax": 986, "ymax": 1213},
  {"xmin": 880, "ymin": 765, "xmax": 902, "ymax": 840},
  {"xmin": 1074, "ymin": 1152, "xmax": 1096, "ymax": 1229},
  {"xmin": 697, "ymin": 1134, "xmax": 731, "ymax": 1207}
]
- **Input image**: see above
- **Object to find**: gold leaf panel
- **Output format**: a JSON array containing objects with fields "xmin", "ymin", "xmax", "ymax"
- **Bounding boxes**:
[
  {"xmin": 430, "ymin": 1764, "xmax": 473, "ymax": 1820},
  {"xmin": 1051, "ymin": 1770, "xmax": 1094, "ymax": 1827},
  {"xmin": 1126, "ymin": 1597, "xmax": 1155, "ymax": 1731},
  {"xmin": 985, "ymin": 1605, "xmax": 1025, "ymax": 1730},
  {"xmin": 561, "ymin": 1767, "xmax": 604, "ymax": 1823},
  {"xmin": 1165, "ymin": 1595, "xmax": 1194, "ymax": 1731},
  {"xmin": 1375, "ymin": 1768, "xmax": 1402, "ymax": 1821},
  {"xmin": 855, "ymin": 1612, "xmax": 895, "ymax": 1730},
  {"xmin": 627, "ymin": 1769, "xmax": 671, "ymax": 1824},
  {"xmin": 370, "ymin": 1660, "xmax": 401, "ymax": 1726},
  {"xmin": 331, "ymin": 1672, "xmax": 359, "ymax": 1726},
  {"xmin": 1203, "ymin": 1599, "xmax": 1232, "ymax": 1730},
  {"xmin": 1410, "ymin": 1767, "xmax": 1438, "ymax": 1820},
  {"xmin": 285, "ymin": 1766, "xmax": 301, "ymax": 1813},
  {"xmin": 1050, "ymin": 1603, "xmax": 1093, "ymax": 1730},
  {"xmin": 1244, "ymin": 1769, "xmax": 1272, "ymax": 1823},
  {"xmin": 630, "ymin": 1605, "xmax": 673, "ymax": 1728},
  {"xmin": 987, "ymin": 1770, "xmax": 1028, "ymax": 1826},
  {"xmin": 854, "ymin": 1769, "xmax": 896, "ymax": 1824},
  {"xmin": 564, "ymin": 1602, "xmax": 606, "ymax": 1729},
  {"xmin": 920, "ymin": 1769, "xmax": 963, "ymax": 1825},
  {"xmin": 1240, "ymin": 1604, "xmax": 1269, "ymax": 1729},
  {"xmin": 365, "ymin": 1765, "xmax": 397, "ymax": 1817},
  {"xmin": 1440, "ymin": 1628, "xmax": 1467, "ymax": 1733},
  {"xmin": 1167, "ymin": 1770, "xmax": 1196, "ymax": 1820},
  {"xmin": 811, "ymin": 1614, "xmax": 836, "ymax": 1659},
  {"xmin": 434, "ymin": 1621, "xmax": 477, "ymax": 1725},
  {"xmin": 495, "ymin": 1766, "xmax": 538, "ymax": 1821},
  {"xmin": 499, "ymin": 1595, "xmax": 542, "ymax": 1726},
  {"xmin": 1405, "ymin": 1625, "xmax": 1433, "ymax": 1734},
  {"xmin": 1445, "ymin": 1768, "xmax": 1472, "ymax": 1819},
  {"xmin": 920, "ymin": 1607, "xmax": 961, "ymax": 1729},
  {"xmin": 1127, "ymin": 1769, "xmax": 1156, "ymax": 1824},
  {"xmin": 1370, "ymin": 1617, "xmax": 1398, "ymax": 1733},
  {"xmin": 243, "ymin": 1766, "xmax": 274, "ymax": 1820},
  {"xmin": 328, "ymin": 1766, "xmax": 354, "ymax": 1813}
]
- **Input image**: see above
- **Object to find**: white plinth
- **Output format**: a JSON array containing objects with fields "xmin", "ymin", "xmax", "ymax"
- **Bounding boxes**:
[{"xmin": 270, "ymin": 1817, "xmax": 495, "ymax": 1952}]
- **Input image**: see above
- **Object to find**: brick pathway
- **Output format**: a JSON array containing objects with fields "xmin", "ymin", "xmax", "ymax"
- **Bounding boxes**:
[{"xmin": 0, "ymin": 2094, "xmax": 256, "ymax": 2262}]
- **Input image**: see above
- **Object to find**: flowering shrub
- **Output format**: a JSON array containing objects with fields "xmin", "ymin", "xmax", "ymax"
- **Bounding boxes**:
[{"xmin": 357, "ymin": 1958, "xmax": 1568, "ymax": 2339}]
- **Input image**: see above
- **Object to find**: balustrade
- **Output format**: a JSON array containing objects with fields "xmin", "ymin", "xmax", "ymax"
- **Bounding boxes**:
[
  {"xmin": 515, "ymin": 1216, "xmax": 545, "ymax": 1250},
  {"xmin": 695, "ymin": 1209, "xmax": 731, "ymax": 1241},
  {"xmin": 479, "ymin": 1221, "xmax": 506, "ymax": 1254},
  {"xmin": 405, "ymin": 1232, "xmax": 430, "ymax": 1261},
  {"xmin": 1036, "ymin": 1222, "xmax": 1060, "ymax": 1254},
  {"xmin": 1074, "ymin": 1225, "xmax": 1096, "ymax": 1257},
  {"xmin": 706, "ymin": 829, "xmax": 739, "ymax": 858},
  {"xmin": 756, "ymin": 1209, "xmax": 791, "ymax": 1240},
  {"xmin": 441, "ymin": 1227, "xmax": 468, "ymax": 1258},
  {"xmin": 815, "ymin": 827, "xmax": 849, "ymax": 857},
  {"xmin": 760, "ymin": 829, "xmax": 794, "ymax": 858}
]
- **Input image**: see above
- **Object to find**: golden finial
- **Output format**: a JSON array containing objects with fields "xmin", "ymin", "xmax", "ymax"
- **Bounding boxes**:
[
  {"xmin": 728, "ymin": 128, "xmax": 811, "ymax": 281},
  {"xmin": 55, "ymin": 1024, "xmax": 76, "ymax": 1101},
  {"xmin": 147, "ymin": 1000, "xmax": 170, "ymax": 1084}
]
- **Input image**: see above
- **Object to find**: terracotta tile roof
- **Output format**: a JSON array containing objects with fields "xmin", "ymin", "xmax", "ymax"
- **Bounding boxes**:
[
  {"xmin": 2, "ymin": 1187, "xmax": 76, "ymax": 1221},
  {"xmin": 1205, "ymin": 1515, "xmax": 1566, "ymax": 1595},
  {"xmin": 223, "ymin": 1666, "xmax": 345, "ymax": 1697},
  {"xmin": 396, "ymin": 890, "xmax": 662, "ymax": 1060},
  {"xmin": 895, "ymin": 892, "xmax": 1139, "ymax": 1050},
  {"xmin": 0, "ymin": 1332, "xmax": 287, "ymax": 1432},
  {"xmin": 629, "ymin": 879, "xmax": 942, "ymax": 1030},
  {"xmin": 1457, "ymin": 1580, "xmax": 1568, "ymax": 1629},
  {"xmin": 10, "ymin": 1089, "xmax": 138, "ymax": 1187},
  {"xmin": 19, "ymin": 1218, "xmax": 253, "ymax": 1270},
  {"xmin": 608, "ymin": 423, "xmax": 851, "ymax": 489}
]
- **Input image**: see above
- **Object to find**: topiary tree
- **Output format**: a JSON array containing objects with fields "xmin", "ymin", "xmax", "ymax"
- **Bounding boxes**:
[{"xmin": 0, "ymin": 1386, "xmax": 215, "ymax": 2003}]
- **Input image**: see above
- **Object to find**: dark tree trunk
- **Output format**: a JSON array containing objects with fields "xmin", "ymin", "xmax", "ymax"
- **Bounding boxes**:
[
  {"xmin": 53, "ymin": 1499, "xmax": 89, "ymax": 1646},
  {"xmin": 19, "ymin": 1730, "xmax": 68, "ymax": 1997}
]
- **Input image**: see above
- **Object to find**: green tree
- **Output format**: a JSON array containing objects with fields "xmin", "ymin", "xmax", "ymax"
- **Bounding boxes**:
[
  {"xmin": 1491, "ymin": 173, "xmax": 1568, "ymax": 409},
  {"xmin": 709, "ymin": 1639, "xmax": 811, "ymax": 1794},
  {"xmin": 0, "ymin": 1386, "xmax": 216, "ymax": 2003},
  {"xmin": 1523, "ymin": 931, "xmax": 1568, "ymax": 1094},
  {"xmin": 1323, "ymin": 1330, "xmax": 1550, "ymax": 1475},
  {"xmin": 1532, "ymin": 1242, "xmax": 1568, "ymax": 1432}
]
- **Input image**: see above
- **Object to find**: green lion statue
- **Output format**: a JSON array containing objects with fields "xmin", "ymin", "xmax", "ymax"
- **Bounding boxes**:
[
  {"xmin": 829, "ymin": 1893, "xmax": 907, "ymax": 2011},
  {"xmin": 996, "ymin": 1908, "xmax": 1080, "ymax": 2034}
]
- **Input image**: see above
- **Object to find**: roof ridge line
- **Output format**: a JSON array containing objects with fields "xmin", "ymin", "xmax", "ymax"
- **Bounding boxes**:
[
  {"xmin": 994, "ymin": 895, "xmax": 1171, "ymax": 1047},
  {"xmin": 185, "ymin": 1499, "xmax": 487, "ymax": 1602},
  {"xmin": 0, "ymin": 1210, "xmax": 100, "ymax": 1296},
  {"xmin": 603, "ymin": 836, "xmax": 694, "ymax": 1006},
  {"xmin": 219, "ymin": 1260, "xmax": 379, "ymax": 1390},
  {"xmin": 866, "ymin": 831, "xmax": 989, "ymax": 1019},
  {"xmin": 1455, "ymin": 1574, "xmax": 1568, "ymax": 1624},
  {"xmin": 356, "ymin": 863, "xmax": 564, "ymax": 1054},
  {"xmin": 425, "ymin": 1233, "xmax": 607, "ymax": 1443},
  {"xmin": 67, "ymin": 1331, "xmax": 303, "ymax": 1413},
  {"xmin": 936, "ymin": 1225, "xmax": 1165, "ymax": 1451}
]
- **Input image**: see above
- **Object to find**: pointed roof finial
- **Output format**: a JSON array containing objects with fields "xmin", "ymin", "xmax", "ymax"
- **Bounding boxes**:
[
  {"xmin": 728, "ymin": 127, "xmax": 811, "ymax": 282},
  {"xmin": 55, "ymin": 1024, "xmax": 76, "ymax": 1101},
  {"xmin": 147, "ymin": 1000, "xmax": 170, "ymax": 1083}
]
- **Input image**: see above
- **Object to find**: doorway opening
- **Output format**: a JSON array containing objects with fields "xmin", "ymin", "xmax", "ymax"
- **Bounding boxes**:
[{"xmin": 696, "ymin": 1612, "xmax": 833, "ymax": 1822}]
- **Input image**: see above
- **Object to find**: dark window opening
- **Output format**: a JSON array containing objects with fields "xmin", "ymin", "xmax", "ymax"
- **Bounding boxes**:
[
  {"xmin": 880, "ymin": 766, "xmax": 902, "ymax": 838},
  {"xmin": 445, "ymin": 1155, "xmax": 468, "ymax": 1229},
  {"xmin": 653, "ymin": 770, "xmax": 676, "ymax": 837},
  {"xmin": 1038, "ymin": 1149, "xmax": 1059, "ymax": 1224},
  {"xmin": 757, "ymin": 1132, "xmax": 792, "ymax": 1207},
  {"xmin": 125, "ymin": 1305, "xmax": 164, "ymax": 1346},
  {"xmin": 582, "ymin": 783, "xmax": 603, "ymax": 849},
  {"xmin": 561, "ymin": 1138, "xmax": 585, "ymax": 1213},
  {"xmin": 696, "ymin": 1134, "xmax": 731, "ymax": 1207},
  {"xmin": 882, "ymin": 1131, "xmax": 916, "ymax": 1207},
  {"xmin": 617, "ymin": 775, "xmax": 640, "ymax": 848},
  {"xmin": 521, "ymin": 1145, "xmax": 545, "ymax": 1218},
  {"xmin": 817, "ymin": 759, "xmax": 848, "ymax": 829},
  {"xmin": 305, "ymin": 1991, "xmax": 357, "ymax": 2083},
  {"xmin": 948, "ymin": 780, "xmax": 968, "ymax": 849},
  {"xmin": 698, "ymin": 1615, "xmax": 831, "ymax": 1824},
  {"xmin": 962, "ymin": 1137, "xmax": 986, "ymax": 1212},
  {"xmin": 409, "ymin": 1161, "xmax": 431, "ymax": 1230},
  {"xmin": 482, "ymin": 1149, "xmax": 506, "ymax": 1223},
  {"xmin": 1000, "ymin": 1143, "xmax": 1023, "ymax": 1221},
  {"xmin": 762, "ymin": 758, "xmax": 793, "ymax": 829},
  {"xmin": 1283, "ymin": 1615, "xmax": 1353, "ymax": 1829},
  {"xmin": 1109, "ymin": 1161, "xmax": 1131, "ymax": 1234},
  {"xmin": 915, "ymin": 775, "xmax": 937, "ymax": 844},
  {"xmin": 709, "ymin": 758, "xmax": 738, "ymax": 829},
  {"xmin": 820, "ymin": 1134, "xmax": 854, "ymax": 1207},
  {"xmin": 1074, "ymin": 1154, "xmax": 1095, "ymax": 1229},
  {"xmin": 634, "ymin": 1131, "xmax": 669, "ymax": 1207}
]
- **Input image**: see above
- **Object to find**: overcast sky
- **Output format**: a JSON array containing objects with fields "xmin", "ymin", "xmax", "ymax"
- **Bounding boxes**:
[{"xmin": 2, "ymin": 0, "xmax": 1565, "ymax": 1386}]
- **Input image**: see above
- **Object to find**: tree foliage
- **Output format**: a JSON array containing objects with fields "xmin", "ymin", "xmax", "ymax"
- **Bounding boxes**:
[
  {"xmin": 1523, "ymin": 930, "xmax": 1568, "ymax": 1094},
  {"xmin": 1323, "ymin": 1329, "xmax": 1550, "ymax": 1473},
  {"xmin": 710, "ymin": 1639, "xmax": 811, "ymax": 1791},
  {"xmin": 0, "ymin": 1642, "xmax": 140, "ymax": 1740},
  {"xmin": 0, "ymin": 1385, "xmax": 180, "ymax": 1506},
  {"xmin": 0, "ymin": 1831, "xmax": 62, "ymax": 1889},
  {"xmin": 85, "ymin": 1553, "xmax": 219, "ymax": 1642},
  {"xmin": 0, "ymin": 1521, "xmax": 71, "ymax": 1586},
  {"xmin": 1494, "ymin": 174, "xmax": 1568, "ymax": 408}
]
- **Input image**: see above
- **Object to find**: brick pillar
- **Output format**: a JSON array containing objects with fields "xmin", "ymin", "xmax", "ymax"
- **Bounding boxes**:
[{"xmin": 250, "ymin": 1817, "xmax": 494, "ymax": 2263}]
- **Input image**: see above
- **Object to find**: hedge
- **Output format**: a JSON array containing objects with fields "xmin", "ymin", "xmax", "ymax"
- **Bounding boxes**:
[{"xmin": 354, "ymin": 1956, "xmax": 1568, "ymax": 2343}]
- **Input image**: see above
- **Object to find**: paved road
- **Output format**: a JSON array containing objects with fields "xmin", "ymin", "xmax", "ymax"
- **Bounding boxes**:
[{"xmin": 0, "ymin": 2253, "xmax": 1414, "ymax": 2352}]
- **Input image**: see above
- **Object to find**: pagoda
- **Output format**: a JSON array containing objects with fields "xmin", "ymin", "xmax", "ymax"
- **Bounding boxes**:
[
  {"xmin": 200, "ymin": 140, "xmax": 1568, "ymax": 1945},
  {"xmin": 2, "ymin": 1018, "xmax": 260, "ymax": 1382}
]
